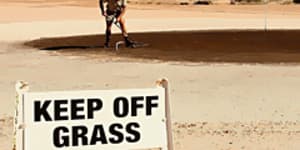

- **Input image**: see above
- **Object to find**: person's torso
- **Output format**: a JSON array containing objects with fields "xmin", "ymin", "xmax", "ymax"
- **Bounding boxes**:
[{"xmin": 105, "ymin": 0, "xmax": 126, "ymax": 11}]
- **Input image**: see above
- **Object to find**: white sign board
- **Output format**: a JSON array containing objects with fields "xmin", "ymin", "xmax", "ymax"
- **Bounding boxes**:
[{"xmin": 15, "ymin": 86, "xmax": 172, "ymax": 150}]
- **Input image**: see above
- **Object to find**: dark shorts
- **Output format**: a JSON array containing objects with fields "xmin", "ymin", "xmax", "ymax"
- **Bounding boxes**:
[{"xmin": 106, "ymin": 10, "xmax": 121, "ymax": 23}]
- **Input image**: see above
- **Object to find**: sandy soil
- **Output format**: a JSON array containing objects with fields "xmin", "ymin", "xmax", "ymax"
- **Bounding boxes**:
[
  {"xmin": 1, "ymin": 2, "xmax": 300, "ymax": 150},
  {"xmin": 2, "ymin": 117, "xmax": 300, "ymax": 149}
]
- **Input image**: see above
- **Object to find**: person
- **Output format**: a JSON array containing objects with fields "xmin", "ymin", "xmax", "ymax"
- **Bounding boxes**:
[{"xmin": 99, "ymin": 0, "xmax": 134, "ymax": 48}]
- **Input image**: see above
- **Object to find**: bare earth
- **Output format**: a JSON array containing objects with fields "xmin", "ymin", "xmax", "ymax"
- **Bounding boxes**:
[
  {"xmin": 25, "ymin": 30, "xmax": 300, "ymax": 63},
  {"xmin": 1, "ymin": 1, "xmax": 300, "ymax": 150}
]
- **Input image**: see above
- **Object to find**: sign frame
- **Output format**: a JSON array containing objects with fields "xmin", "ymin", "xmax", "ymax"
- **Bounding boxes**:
[{"xmin": 13, "ymin": 79, "xmax": 173, "ymax": 150}]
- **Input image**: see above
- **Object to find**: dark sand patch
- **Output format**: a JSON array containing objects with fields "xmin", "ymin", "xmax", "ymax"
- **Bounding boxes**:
[{"xmin": 25, "ymin": 30, "xmax": 300, "ymax": 63}]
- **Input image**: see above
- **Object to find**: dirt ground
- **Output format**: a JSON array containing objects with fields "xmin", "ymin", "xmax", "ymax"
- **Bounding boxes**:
[
  {"xmin": 2, "ymin": 116, "xmax": 300, "ymax": 149},
  {"xmin": 25, "ymin": 30, "xmax": 300, "ymax": 63},
  {"xmin": 1, "ymin": 1, "xmax": 300, "ymax": 150}
]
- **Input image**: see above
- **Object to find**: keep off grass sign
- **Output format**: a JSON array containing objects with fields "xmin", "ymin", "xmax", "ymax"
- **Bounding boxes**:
[{"xmin": 15, "ymin": 80, "xmax": 172, "ymax": 150}]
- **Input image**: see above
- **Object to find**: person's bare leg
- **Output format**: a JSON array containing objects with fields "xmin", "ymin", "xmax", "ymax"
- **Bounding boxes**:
[
  {"xmin": 119, "ymin": 17, "xmax": 128, "ymax": 37},
  {"xmin": 119, "ymin": 17, "xmax": 133, "ymax": 47}
]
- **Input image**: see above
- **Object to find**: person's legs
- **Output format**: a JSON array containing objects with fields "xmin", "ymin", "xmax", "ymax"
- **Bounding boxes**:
[
  {"xmin": 118, "ymin": 17, "xmax": 134, "ymax": 47},
  {"xmin": 118, "ymin": 17, "xmax": 128, "ymax": 37},
  {"xmin": 104, "ymin": 20, "xmax": 113, "ymax": 48}
]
